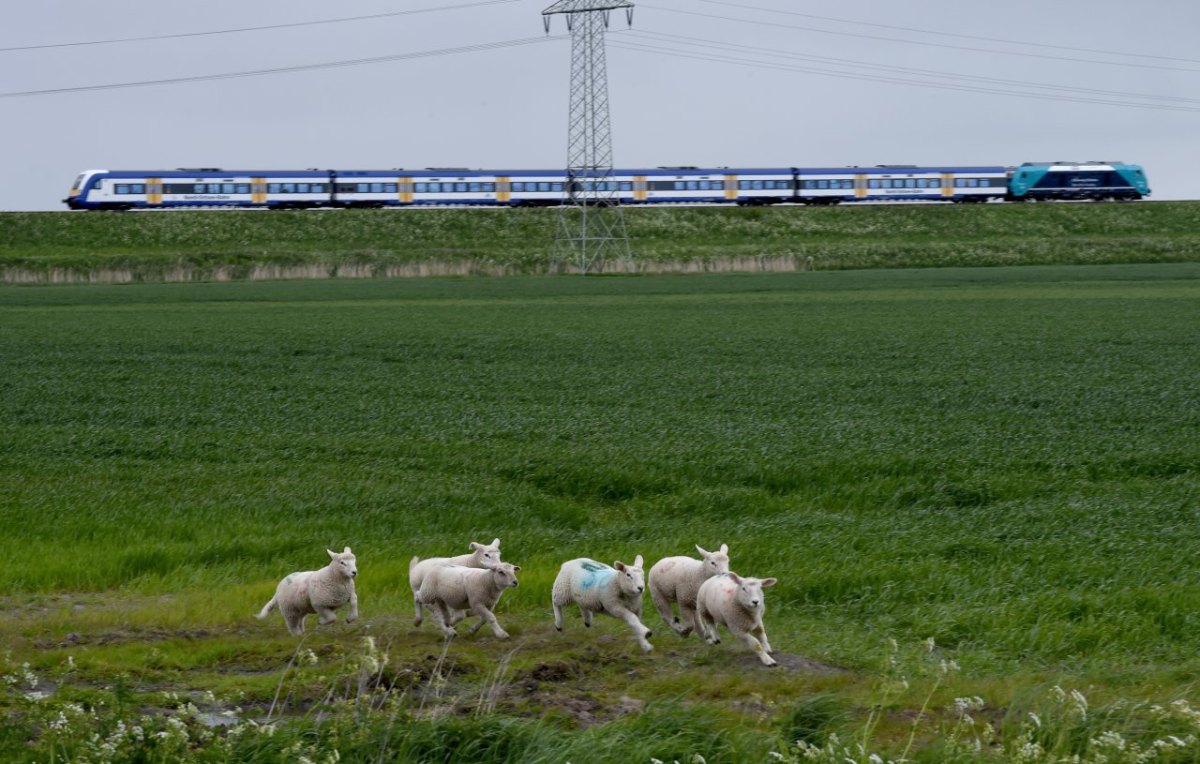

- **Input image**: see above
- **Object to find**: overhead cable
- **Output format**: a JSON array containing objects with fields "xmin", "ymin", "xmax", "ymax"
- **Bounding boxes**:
[
  {"xmin": 0, "ymin": 0, "xmax": 521, "ymax": 53},
  {"xmin": 0, "ymin": 36, "xmax": 561, "ymax": 99},
  {"xmin": 639, "ymin": 3, "xmax": 1200, "ymax": 74},
  {"xmin": 696, "ymin": 0, "xmax": 1200, "ymax": 65}
]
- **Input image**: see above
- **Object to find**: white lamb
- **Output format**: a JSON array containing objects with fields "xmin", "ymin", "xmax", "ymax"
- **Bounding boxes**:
[
  {"xmin": 257, "ymin": 547, "xmax": 359, "ymax": 636},
  {"xmin": 409, "ymin": 538, "xmax": 502, "ymax": 627},
  {"xmin": 695, "ymin": 571, "xmax": 778, "ymax": 666},
  {"xmin": 552, "ymin": 556, "xmax": 653, "ymax": 652},
  {"xmin": 417, "ymin": 561, "xmax": 520, "ymax": 639},
  {"xmin": 648, "ymin": 543, "xmax": 730, "ymax": 638}
]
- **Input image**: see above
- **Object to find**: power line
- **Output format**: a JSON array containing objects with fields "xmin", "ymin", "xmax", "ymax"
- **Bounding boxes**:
[
  {"xmin": 608, "ymin": 36, "xmax": 1200, "ymax": 112},
  {"xmin": 639, "ymin": 3, "xmax": 1200, "ymax": 74},
  {"xmin": 695, "ymin": 0, "xmax": 1200, "ymax": 66},
  {"xmin": 0, "ymin": 36, "xmax": 562, "ymax": 99},
  {"xmin": 628, "ymin": 29, "xmax": 1200, "ymax": 107},
  {"xmin": 0, "ymin": 0, "xmax": 521, "ymax": 53}
]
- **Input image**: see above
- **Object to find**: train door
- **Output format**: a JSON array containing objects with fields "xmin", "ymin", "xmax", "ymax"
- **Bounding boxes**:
[
  {"xmin": 147, "ymin": 178, "xmax": 163, "ymax": 206},
  {"xmin": 399, "ymin": 178, "xmax": 414, "ymax": 204},
  {"xmin": 497, "ymin": 176, "xmax": 511, "ymax": 204},
  {"xmin": 941, "ymin": 173, "xmax": 955, "ymax": 198},
  {"xmin": 724, "ymin": 174, "xmax": 737, "ymax": 201},
  {"xmin": 634, "ymin": 176, "xmax": 648, "ymax": 201},
  {"xmin": 855, "ymin": 174, "xmax": 867, "ymax": 199},
  {"xmin": 252, "ymin": 178, "xmax": 268, "ymax": 204}
]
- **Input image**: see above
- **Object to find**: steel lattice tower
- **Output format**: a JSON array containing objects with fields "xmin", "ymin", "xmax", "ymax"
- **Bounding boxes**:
[{"xmin": 543, "ymin": 0, "xmax": 634, "ymax": 274}]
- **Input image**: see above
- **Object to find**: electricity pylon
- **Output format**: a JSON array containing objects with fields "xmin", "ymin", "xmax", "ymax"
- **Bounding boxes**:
[{"xmin": 543, "ymin": 0, "xmax": 633, "ymax": 274}]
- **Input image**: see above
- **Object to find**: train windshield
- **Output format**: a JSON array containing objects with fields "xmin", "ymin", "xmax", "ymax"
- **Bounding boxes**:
[{"xmin": 71, "ymin": 173, "xmax": 86, "ymax": 192}]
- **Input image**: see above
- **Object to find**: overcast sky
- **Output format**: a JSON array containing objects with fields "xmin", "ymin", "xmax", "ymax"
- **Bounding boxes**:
[{"xmin": 2, "ymin": 0, "xmax": 1197, "ymax": 210}]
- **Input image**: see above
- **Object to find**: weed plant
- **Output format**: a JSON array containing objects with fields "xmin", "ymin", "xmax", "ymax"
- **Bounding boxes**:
[{"xmin": 1, "ymin": 265, "xmax": 1198, "ymax": 760}]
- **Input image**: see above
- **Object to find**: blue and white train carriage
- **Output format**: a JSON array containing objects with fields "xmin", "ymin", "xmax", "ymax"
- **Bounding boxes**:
[{"xmin": 63, "ymin": 161, "xmax": 1149, "ymax": 210}]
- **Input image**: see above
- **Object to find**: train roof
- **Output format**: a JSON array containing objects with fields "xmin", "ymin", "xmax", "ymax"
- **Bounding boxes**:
[{"xmin": 82, "ymin": 165, "xmax": 1013, "ymax": 178}]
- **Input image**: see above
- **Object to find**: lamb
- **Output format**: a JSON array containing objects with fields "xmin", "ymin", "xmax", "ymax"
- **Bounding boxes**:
[
  {"xmin": 417, "ymin": 561, "xmax": 520, "ymax": 639},
  {"xmin": 552, "ymin": 556, "xmax": 653, "ymax": 652},
  {"xmin": 695, "ymin": 571, "xmax": 778, "ymax": 666},
  {"xmin": 648, "ymin": 543, "xmax": 730, "ymax": 638},
  {"xmin": 257, "ymin": 547, "xmax": 359, "ymax": 636},
  {"xmin": 409, "ymin": 538, "xmax": 502, "ymax": 627}
]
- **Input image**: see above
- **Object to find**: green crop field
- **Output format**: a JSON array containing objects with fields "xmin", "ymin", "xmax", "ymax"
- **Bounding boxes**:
[
  {"xmin": 4, "ymin": 202, "xmax": 1200, "ymax": 283},
  {"xmin": 2, "ymin": 264, "xmax": 1199, "ymax": 762}
]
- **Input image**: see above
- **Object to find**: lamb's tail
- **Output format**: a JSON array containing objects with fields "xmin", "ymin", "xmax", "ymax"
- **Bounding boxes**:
[
  {"xmin": 256, "ymin": 596, "xmax": 277, "ymax": 620},
  {"xmin": 409, "ymin": 556, "xmax": 420, "ymax": 574}
]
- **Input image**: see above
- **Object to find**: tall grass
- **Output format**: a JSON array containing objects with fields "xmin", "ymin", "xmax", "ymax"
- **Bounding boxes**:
[{"xmin": 3, "ymin": 202, "xmax": 1200, "ymax": 282}]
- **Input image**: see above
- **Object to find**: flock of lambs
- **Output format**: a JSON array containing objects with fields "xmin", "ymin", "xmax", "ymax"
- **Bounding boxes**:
[{"xmin": 256, "ymin": 539, "xmax": 780, "ymax": 666}]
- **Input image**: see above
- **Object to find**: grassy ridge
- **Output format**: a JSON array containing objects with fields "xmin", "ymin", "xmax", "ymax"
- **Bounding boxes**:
[
  {"xmin": 2, "ymin": 265, "xmax": 1200, "ymax": 761},
  {"xmin": 2, "ymin": 202, "xmax": 1200, "ymax": 280}
]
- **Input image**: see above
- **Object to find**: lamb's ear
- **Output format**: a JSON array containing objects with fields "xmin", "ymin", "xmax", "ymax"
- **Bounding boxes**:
[
  {"xmin": 469, "ymin": 542, "xmax": 481, "ymax": 551},
  {"xmin": 696, "ymin": 545, "xmax": 711, "ymax": 557},
  {"xmin": 614, "ymin": 561, "xmax": 626, "ymax": 571},
  {"xmin": 491, "ymin": 538, "xmax": 501, "ymax": 548},
  {"xmin": 633, "ymin": 555, "xmax": 644, "ymax": 568},
  {"xmin": 761, "ymin": 577, "xmax": 777, "ymax": 588},
  {"xmin": 512, "ymin": 565, "xmax": 521, "ymax": 572},
  {"xmin": 727, "ymin": 572, "xmax": 743, "ymax": 584},
  {"xmin": 719, "ymin": 543, "xmax": 728, "ymax": 555},
  {"xmin": 327, "ymin": 549, "xmax": 338, "ymax": 559},
  {"xmin": 343, "ymin": 546, "xmax": 352, "ymax": 554}
]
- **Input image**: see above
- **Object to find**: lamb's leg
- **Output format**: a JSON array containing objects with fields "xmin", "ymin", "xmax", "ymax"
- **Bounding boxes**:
[
  {"xmin": 753, "ymin": 624, "xmax": 774, "ymax": 655},
  {"xmin": 650, "ymin": 585, "xmax": 682, "ymax": 634},
  {"xmin": 470, "ymin": 605, "xmax": 509, "ymax": 639},
  {"xmin": 739, "ymin": 629, "xmax": 777, "ymax": 666},
  {"xmin": 610, "ymin": 605, "xmax": 653, "ymax": 652},
  {"xmin": 553, "ymin": 601, "xmax": 565, "ymax": 631},
  {"xmin": 676, "ymin": 602, "xmax": 697, "ymax": 638},
  {"xmin": 429, "ymin": 600, "xmax": 458, "ymax": 638},
  {"xmin": 413, "ymin": 590, "xmax": 424, "ymax": 626},
  {"xmin": 697, "ymin": 604, "xmax": 719, "ymax": 644},
  {"xmin": 316, "ymin": 606, "xmax": 338, "ymax": 626},
  {"xmin": 285, "ymin": 611, "xmax": 305, "ymax": 636},
  {"xmin": 581, "ymin": 608, "xmax": 593, "ymax": 628},
  {"xmin": 346, "ymin": 590, "xmax": 359, "ymax": 623}
]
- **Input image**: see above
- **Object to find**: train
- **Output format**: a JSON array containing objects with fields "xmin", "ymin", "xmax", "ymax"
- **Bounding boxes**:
[{"xmin": 63, "ymin": 161, "xmax": 1150, "ymax": 211}]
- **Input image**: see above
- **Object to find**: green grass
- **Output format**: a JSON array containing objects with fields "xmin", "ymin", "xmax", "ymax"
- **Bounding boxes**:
[
  {"xmin": 1, "ymin": 264, "xmax": 1199, "ymax": 761},
  {"xmin": 3, "ymin": 202, "xmax": 1200, "ymax": 280}
]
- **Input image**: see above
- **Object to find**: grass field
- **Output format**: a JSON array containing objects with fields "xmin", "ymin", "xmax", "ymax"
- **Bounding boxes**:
[
  {"xmin": 2, "ymin": 264, "xmax": 1199, "ymax": 762},
  {"xmin": 3, "ymin": 202, "xmax": 1200, "ymax": 282}
]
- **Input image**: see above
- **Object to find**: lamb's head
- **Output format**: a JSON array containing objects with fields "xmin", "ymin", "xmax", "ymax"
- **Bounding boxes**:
[
  {"xmin": 491, "ymin": 562, "xmax": 520, "ymax": 589},
  {"xmin": 469, "ymin": 538, "xmax": 502, "ymax": 569},
  {"xmin": 727, "ymin": 572, "xmax": 776, "ymax": 611},
  {"xmin": 696, "ymin": 543, "xmax": 730, "ymax": 579},
  {"xmin": 613, "ymin": 555, "xmax": 646, "ymax": 597},
  {"xmin": 327, "ymin": 547, "xmax": 358, "ymax": 579}
]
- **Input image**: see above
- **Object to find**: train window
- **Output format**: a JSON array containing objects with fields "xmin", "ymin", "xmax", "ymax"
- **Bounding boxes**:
[
  {"xmin": 281, "ymin": 183, "xmax": 295, "ymax": 193},
  {"xmin": 416, "ymin": 183, "xmax": 428, "ymax": 193},
  {"xmin": 511, "ymin": 183, "xmax": 523, "ymax": 192},
  {"xmin": 116, "ymin": 184, "xmax": 130, "ymax": 194},
  {"xmin": 131, "ymin": 184, "xmax": 145, "ymax": 194},
  {"xmin": 868, "ymin": 180, "xmax": 879, "ymax": 189},
  {"xmin": 620, "ymin": 182, "xmax": 633, "ymax": 191},
  {"xmin": 268, "ymin": 184, "xmax": 280, "ymax": 193},
  {"xmin": 221, "ymin": 183, "xmax": 234, "ymax": 194},
  {"xmin": 237, "ymin": 184, "xmax": 250, "ymax": 194},
  {"xmin": 931, "ymin": 180, "xmax": 940, "ymax": 188}
]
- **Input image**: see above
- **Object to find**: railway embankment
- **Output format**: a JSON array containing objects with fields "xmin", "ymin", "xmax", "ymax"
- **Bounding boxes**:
[{"xmin": 2, "ymin": 201, "xmax": 1198, "ymax": 284}]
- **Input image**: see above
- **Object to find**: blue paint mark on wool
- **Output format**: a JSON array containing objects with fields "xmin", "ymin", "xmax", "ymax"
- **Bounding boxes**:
[{"xmin": 579, "ymin": 559, "xmax": 615, "ymax": 590}]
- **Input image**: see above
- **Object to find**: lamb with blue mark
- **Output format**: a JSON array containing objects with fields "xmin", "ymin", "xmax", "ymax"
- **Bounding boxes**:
[{"xmin": 552, "ymin": 556, "xmax": 654, "ymax": 652}]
